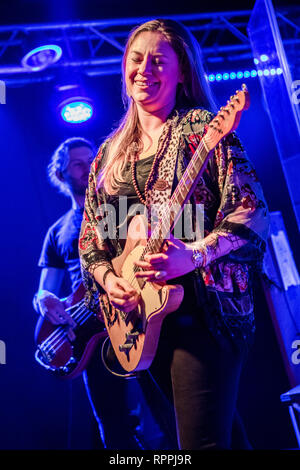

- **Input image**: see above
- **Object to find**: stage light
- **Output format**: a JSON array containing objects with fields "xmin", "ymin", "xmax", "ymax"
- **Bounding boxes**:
[
  {"xmin": 60, "ymin": 98, "xmax": 94, "ymax": 124},
  {"xmin": 21, "ymin": 45, "xmax": 62, "ymax": 71},
  {"xmin": 205, "ymin": 67, "xmax": 283, "ymax": 82},
  {"xmin": 54, "ymin": 78, "xmax": 94, "ymax": 125},
  {"xmin": 260, "ymin": 54, "xmax": 269, "ymax": 62}
]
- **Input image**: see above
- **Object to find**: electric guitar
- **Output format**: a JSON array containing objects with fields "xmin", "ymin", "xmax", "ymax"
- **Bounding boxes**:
[
  {"xmin": 98, "ymin": 85, "xmax": 250, "ymax": 373},
  {"xmin": 34, "ymin": 283, "xmax": 107, "ymax": 379}
]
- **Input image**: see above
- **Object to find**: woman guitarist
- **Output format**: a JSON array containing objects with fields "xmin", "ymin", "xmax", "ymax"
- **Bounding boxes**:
[{"xmin": 79, "ymin": 18, "xmax": 270, "ymax": 449}]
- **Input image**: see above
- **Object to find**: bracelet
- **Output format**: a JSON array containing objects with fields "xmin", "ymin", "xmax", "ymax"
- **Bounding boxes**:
[
  {"xmin": 191, "ymin": 249, "xmax": 204, "ymax": 269},
  {"xmin": 102, "ymin": 267, "xmax": 115, "ymax": 286}
]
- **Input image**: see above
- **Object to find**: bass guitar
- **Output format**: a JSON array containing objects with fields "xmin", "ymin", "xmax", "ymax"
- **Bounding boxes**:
[
  {"xmin": 34, "ymin": 283, "xmax": 107, "ymax": 379},
  {"xmin": 98, "ymin": 85, "xmax": 250, "ymax": 373}
]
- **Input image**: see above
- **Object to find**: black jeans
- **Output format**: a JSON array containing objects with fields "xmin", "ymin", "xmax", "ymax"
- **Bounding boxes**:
[
  {"xmin": 84, "ymin": 277, "xmax": 249, "ymax": 450},
  {"xmin": 148, "ymin": 291, "xmax": 248, "ymax": 450},
  {"xmin": 83, "ymin": 340, "xmax": 177, "ymax": 449}
]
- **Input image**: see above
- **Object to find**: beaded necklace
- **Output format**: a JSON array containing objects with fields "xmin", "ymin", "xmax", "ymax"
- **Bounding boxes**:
[{"xmin": 130, "ymin": 121, "xmax": 173, "ymax": 205}]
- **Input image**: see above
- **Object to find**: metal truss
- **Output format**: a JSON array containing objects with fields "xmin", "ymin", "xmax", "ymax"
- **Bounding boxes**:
[{"xmin": 0, "ymin": 8, "xmax": 299, "ymax": 85}]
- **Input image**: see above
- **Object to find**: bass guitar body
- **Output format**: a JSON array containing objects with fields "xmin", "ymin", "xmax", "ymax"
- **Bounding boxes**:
[{"xmin": 35, "ymin": 283, "xmax": 107, "ymax": 379}]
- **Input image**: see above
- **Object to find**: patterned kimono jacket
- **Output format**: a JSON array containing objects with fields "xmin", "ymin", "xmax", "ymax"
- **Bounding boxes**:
[{"xmin": 79, "ymin": 107, "xmax": 270, "ymax": 349}]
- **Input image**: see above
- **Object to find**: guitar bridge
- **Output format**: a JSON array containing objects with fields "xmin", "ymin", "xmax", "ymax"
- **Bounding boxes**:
[{"xmin": 37, "ymin": 345, "xmax": 55, "ymax": 365}]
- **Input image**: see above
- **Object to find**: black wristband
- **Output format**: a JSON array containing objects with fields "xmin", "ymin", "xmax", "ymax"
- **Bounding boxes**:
[{"xmin": 102, "ymin": 267, "xmax": 115, "ymax": 286}]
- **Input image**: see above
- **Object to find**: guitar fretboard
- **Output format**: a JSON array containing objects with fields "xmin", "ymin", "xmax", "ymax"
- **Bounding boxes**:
[{"xmin": 142, "ymin": 137, "xmax": 210, "ymax": 258}]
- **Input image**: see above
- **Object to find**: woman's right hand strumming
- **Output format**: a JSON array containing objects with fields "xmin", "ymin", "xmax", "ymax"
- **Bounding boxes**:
[{"xmin": 102, "ymin": 272, "xmax": 140, "ymax": 313}]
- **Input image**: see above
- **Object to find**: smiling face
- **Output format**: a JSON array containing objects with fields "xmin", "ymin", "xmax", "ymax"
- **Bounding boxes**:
[{"xmin": 124, "ymin": 31, "xmax": 182, "ymax": 115}]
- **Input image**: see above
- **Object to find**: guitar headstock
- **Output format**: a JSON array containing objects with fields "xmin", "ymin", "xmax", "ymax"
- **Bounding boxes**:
[{"xmin": 203, "ymin": 84, "xmax": 250, "ymax": 151}]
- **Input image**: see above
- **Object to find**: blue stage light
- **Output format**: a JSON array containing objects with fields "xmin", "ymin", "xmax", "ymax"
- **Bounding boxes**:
[
  {"xmin": 260, "ymin": 54, "xmax": 269, "ymax": 62},
  {"xmin": 206, "ymin": 67, "xmax": 283, "ymax": 82},
  {"xmin": 60, "ymin": 99, "xmax": 93, "ymax": 124},
  {"xmin": 253, "ymin": 58, "xmax": 259, "ymax": 65},
  {"xmin": 22, "ymin": 45, "xmax": 62, "ymax": 71}
]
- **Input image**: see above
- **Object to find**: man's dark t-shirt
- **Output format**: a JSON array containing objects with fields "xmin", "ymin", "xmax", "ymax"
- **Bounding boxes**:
[{"xmin": 38, "ymin": 208, "xmax": 84, "ymax": 293}]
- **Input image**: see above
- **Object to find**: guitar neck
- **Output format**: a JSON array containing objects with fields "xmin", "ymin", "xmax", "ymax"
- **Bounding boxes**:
[{"xmin": 143, "ymin": 138, "xmax": 211, "ymax": 256}]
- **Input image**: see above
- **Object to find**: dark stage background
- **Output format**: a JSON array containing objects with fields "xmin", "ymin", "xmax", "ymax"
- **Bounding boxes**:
[{"xmin": 0, "ymin": 0, "xmax": 299, "ymax": 450}]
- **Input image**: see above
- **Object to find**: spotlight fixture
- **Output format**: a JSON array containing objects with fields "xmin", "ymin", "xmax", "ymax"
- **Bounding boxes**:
[
  {"xmin": 59, "ymin": 97, "xmax": 94, "ymax": 124},
  {"xmin": 21, "ymin": 44, "xmax": 62, "ymax": 72},
  {"xmin": 54, "ymin": 80, "xmax": 94, "ymax": 124}
]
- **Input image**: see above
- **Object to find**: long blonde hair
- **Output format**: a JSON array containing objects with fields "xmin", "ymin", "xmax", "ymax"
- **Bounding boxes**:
[{"xmin": 98, "ymin": 18, "xmax": 217, "ymax": 195}]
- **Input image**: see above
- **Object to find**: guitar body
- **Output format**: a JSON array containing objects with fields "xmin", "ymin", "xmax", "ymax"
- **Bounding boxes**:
[
  {"xmin": 34, "ymin": 283, "xmax": 107, "ymax": 379},
  {"xmin": 98, "ymin": 215, "xmax": 184, "ymax": 372}
]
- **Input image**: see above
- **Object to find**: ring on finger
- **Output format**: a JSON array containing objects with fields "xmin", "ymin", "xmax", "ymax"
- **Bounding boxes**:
[{"xmin": 154, "ymin": 270, "xmax": 166, "ymax": 280}]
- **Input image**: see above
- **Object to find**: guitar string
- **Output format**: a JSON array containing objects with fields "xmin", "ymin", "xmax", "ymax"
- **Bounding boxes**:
[
  {"xmin": 44, "ymin": 305, "xmax": 93, "ymax": 352},
  {"xmin": 42, "ymin": 308, "xmax": 87, "ymax": 354},
  {"xmin": 41, "ymin": 301, "xmax": 94, "ymax": 354},
  {"xmin": 126, "ymin": 137, "xmax": 207, "ymax": 287},
  {"xmin": 41, "ymin": 301, "xmax": 86, "ymax": 346}
]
